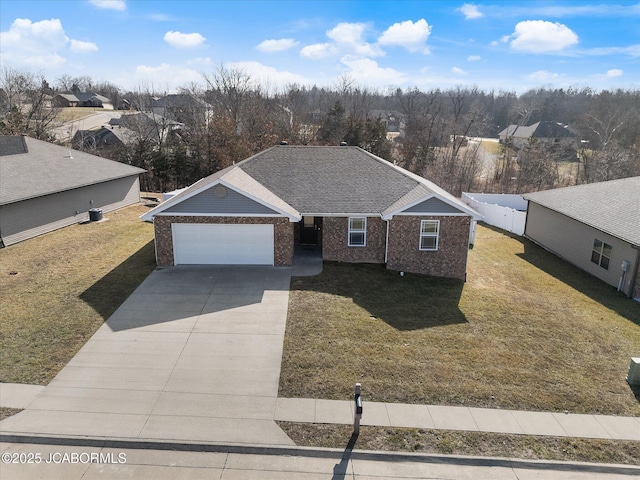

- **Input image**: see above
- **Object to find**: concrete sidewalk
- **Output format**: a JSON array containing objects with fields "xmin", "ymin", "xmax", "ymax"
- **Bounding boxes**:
[{"xmin": 275, "ymin": 398, "xmax": 640, "ymax": 441}]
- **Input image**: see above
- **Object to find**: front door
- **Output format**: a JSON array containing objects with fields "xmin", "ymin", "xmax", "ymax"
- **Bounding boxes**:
[{"xmin": 300, "ymin": 216, "xmax": 320, "ymax": 245}]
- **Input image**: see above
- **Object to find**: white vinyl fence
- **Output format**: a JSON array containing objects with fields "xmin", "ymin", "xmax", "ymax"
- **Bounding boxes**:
[{"xmin": 462, "ymin": 193, "xmax": 527, "ymax": 235}]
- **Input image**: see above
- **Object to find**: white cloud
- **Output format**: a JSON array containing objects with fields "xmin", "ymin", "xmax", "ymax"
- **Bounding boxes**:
[
  {"xmin": 70, "ymin": 39, "xmax": 98, "ymax": 53},
  {"xmin": 606, "ymin": 69, "xmax": 623, "ymax": 78},
  {"xmin": 527, "ymin": 70, "xmax": 560, "ymax": 81},
  {"xmin": 88, "ymin": 0, "xmax": 126, "ymax": 11},
  {"xmin": 0, "ymin": 17, "xmax": 97, "ymax": 67},
  {"xmin": 227, "ymin": 61, "xmax": 309, "ymax": 89},
  {"xmin": 339, "ymin": 55, "xmax": 406, "ymax": 86},
  {"xmin": 256, "ymin": 38, "xmax": 299, "ymax": 53},
  {"xmin": 378, "ymin": 19, "xmax": 431, "ymax": 54},
  {"xmin": 467, "ymin": 55, "xmax": 481, "ymax": 61},
  {"xmin": 134, "ymin": 63, "xmax": 203, "ymax": 89},
  {"xmin": 582, "ymin": 44, "xmax": 640, "ymax": 57},
  {"xmin": 504, "ymin": 20, "xmax": 578, "ymax": 53},
  {"xmin": 327, "ymin": 22, "xmax": 383, "ymax": 57},
  {"xmin": 164, "ymin": 31, "xmax": 207, "ymax": 48},
  {"xmin": 458, "ymin": 3, "xmax": 484, "ymax": 19},
  {"xmin": 300, "ymin": 42, "xmax": 337, "ymax": 59},
  {"xmin": 452, "ymin": 67, "xmax": 468, "ymax": 75}
]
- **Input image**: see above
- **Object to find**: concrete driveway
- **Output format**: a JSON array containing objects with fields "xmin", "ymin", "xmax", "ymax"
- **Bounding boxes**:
[{"xmin": 1, "ymin": 263, "xmax": 318, "ymax": 446}]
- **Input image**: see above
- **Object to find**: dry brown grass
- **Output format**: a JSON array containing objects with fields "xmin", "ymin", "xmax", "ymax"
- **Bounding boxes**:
[
  {"xmin": 55, "ymin": 107, "xmax": 102, "ymax": 122},
  {"xmin": 0, "ymin": 202, "xmax": 157, "ymax": 385},
  {"xmin": 279, "ymin": 224, "xmax": 640, "ymax": 416},
  {"xmin": 279, "ymin": 422, "xmax": 640, "ymax": 465}
]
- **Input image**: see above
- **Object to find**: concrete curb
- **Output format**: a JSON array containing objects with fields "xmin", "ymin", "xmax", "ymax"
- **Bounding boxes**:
[{"xmin": 2, "ymin": 433, "xmax": 639, "ymax": 476}]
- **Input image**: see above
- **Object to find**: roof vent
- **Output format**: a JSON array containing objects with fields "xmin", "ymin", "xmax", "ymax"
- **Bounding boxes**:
[
  {"xmin": 214, "ymin": 185, "xmax": 227, "ymax": 198},
  {"xmin": 340, "ymin": 141, "xmax": 348, "ymax": 146}
]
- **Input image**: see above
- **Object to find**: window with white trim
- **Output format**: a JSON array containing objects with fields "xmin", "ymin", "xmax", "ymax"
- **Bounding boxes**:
[
  {"xmin": 419, "ymin": 220, "xmax": 439, "ymax": 251},
  {"xmin": 591, "ymin": 239, "xmax": 611, "ymax": 270},
  {"xmin": 348, "ymin": 217, "xmax": 366, "ymax": 246}
]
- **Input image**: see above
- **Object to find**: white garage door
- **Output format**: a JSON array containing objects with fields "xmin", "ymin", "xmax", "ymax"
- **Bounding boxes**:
[{"xmin": 172, "ymin": 223, "xmax": 274, "ymax": 265}]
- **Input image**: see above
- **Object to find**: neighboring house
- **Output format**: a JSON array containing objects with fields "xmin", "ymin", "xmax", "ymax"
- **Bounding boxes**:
[
  {"xmin": 369, "ymin": 110, "xmax": 405, "ymax": 139},
  {"xmin": 72, "ymin": 125, "xmax": 136, "ymax": 152},
  {"xmin": 116, "ymin": 112, "xmax": 184, "ymax": 142},
  {"xmin": 0, "ymin": 135, "xmax": 144, "ymax": 247},
  {"xmin": 141, "ymin": 145, "xmax": 482, "ymax": 280},
  {"xmin": 53, "ymin": 93, "xmax": 114, "ymax": 110},
  {"xmin": 523, "ymin": 177, "xmax": 640, "ymax": 299},
  {"xmin": 499, "ymin": 121, "xmax": 577, "ymax": 150},
  {"xmin": 152, "ymin": 94, "xmax": 213, "ymax": 127}
]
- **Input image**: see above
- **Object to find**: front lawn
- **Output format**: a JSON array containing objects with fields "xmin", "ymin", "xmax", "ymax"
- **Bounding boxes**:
[
  {"xmin": 279, "ymin": 224, "xmax": 640, "ymax": 416},
  {"xmin": 0, "ymin": 202, "xmax": 157, "ymax": 385}
]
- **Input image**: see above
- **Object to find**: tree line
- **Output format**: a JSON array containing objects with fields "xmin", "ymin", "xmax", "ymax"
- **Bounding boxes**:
[{"xmin": 1, "ymin": 65, "xmax": 639, "ymax": 195}]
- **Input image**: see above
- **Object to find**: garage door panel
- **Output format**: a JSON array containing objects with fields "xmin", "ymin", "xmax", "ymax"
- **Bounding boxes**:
[{"xmin": 172, "ymin": 223, "xmax": 274, "ymax": 265}]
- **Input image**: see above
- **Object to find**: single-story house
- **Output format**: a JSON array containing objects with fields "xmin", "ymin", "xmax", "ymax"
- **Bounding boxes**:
[
  {"xmin": 72, "ymin": 125, "xmax": 136, "ymax": 152},
  {"xmin": 523, "ymin": 176, "xmax": 640, "ymax": 299},
  {"xmin": 141, "ymin": 145, "xmax": 482, "ymax": 280},
  {"xmin": 0, "ymin": 135, "xmax": 145, "ymax": 247},
  {"xmin": 152, "ymin": 94, "xmax": 213, "ymax": 127},
  {"xmin": 499, "ymin": 121, "xmax": 577, "ymax": 150},
  {"xmin": 53, "ymin": 93, "xmax": 114, "ymax": 110}
]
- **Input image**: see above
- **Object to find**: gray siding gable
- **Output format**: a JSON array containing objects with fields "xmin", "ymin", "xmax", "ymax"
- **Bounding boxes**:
[
  {"xmin": 162, "ymin": 185, "xmax": 279, "ymax": 215},
  {"xmin": 403, "ymin": 196, "xmax": 466, "ymax": 214}
]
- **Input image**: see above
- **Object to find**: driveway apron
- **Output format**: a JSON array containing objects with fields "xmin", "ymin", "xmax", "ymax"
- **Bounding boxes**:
[{"xmin": 1, "ymin": 266, "xmax": 296, "ymax": 446}]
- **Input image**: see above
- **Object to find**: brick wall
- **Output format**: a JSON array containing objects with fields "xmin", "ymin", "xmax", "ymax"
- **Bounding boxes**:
[
  {"xmin": 153, "ymin": 216, "xmax": 294, "ymax": 267},
  {"xmin": 386, "ymin": 216, "xmax": 471, "ymax": 280},
  {"xmin": 322, "ymin": 216, "xmax": 386, "ymax": 263}
]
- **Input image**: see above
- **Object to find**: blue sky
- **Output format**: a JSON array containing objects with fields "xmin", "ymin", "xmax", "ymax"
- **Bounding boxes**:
[{"xmin": 1, "ymin": 0, "xmax": 638, "ymax": 93}]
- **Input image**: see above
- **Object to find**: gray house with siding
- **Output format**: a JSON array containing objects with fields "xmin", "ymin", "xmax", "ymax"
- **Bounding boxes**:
[
  {"xmin": 0, "ymin": 135, "xmax": 144, "ymax": 247},
  {"xmin": 141, "ymin": 145, "xmax": 482, "ymax": 280},
  {"xmin": 523, "ymin": 177, "xmax": 640, "ymax": 299}
]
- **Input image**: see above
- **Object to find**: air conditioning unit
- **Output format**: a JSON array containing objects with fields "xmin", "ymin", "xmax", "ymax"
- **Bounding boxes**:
[{"xmin": 626, "ymin": 358, "xmax": 640, "ymax": 386}]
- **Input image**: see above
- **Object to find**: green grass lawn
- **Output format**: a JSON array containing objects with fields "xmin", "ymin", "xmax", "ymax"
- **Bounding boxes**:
[
  {"xmin": 0, "ymin": 202, "xmax": 157, "ymax": 385},
  {"xmin": 279, "ymin": 224, "xmax": 640, "ymax": 416}
]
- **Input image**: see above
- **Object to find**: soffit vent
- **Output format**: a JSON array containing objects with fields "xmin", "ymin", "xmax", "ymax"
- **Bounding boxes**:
[{"xmin": 214, "ymin": 185, "xmax": 228, "ymax": 198}]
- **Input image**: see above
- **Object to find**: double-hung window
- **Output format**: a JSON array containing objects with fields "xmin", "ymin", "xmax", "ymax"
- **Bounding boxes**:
[
  {"xmin": 348, "ymin": 217, "xmax": 366, "ymax": 247},
  {"xmin": 591, "ymin": 239, "xmax": 612, "ymax": 270},
  {"xmin": 419, "ymin": 220, "xmax": 439, "ymax": 251}
]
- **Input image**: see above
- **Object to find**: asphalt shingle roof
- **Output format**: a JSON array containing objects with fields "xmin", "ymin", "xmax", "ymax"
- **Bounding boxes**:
[
  {"xmin": 0, "ymin": 135, "xmax": 145, "ymax": 205},
  {"xmin": 239, "ymin": 146, "xmax": 420, "ymax": 214},
  {"xmin": 523, "ymin": 176, "xmax": 640, "ymax": 246}
]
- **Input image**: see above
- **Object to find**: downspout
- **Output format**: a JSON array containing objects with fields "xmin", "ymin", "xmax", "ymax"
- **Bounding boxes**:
[
  {"xmin": 627, "ymin": 246, "xmax": 640, "ymax": 299},
  {"xmin": 384, "ymin": 218, "xmax": 390, "ymax": 264}
]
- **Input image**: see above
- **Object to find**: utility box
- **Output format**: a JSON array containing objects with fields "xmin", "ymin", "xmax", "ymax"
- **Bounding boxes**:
[{"xmin": 626, "ymin": 358, "xmax": 640, "ymax": 386}]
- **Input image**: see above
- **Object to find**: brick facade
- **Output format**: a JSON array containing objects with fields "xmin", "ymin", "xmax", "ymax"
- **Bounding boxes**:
[
  {"xmin": 386, "ymin": 215, "xmax": 471, "ymax": 280},
  {"xmin": 153, "ymin": 215, "xmax": 294, "ymax": 267},
  {"xmin": 322, "ymin": 216, "xmax": 386, "ymax": 263}
]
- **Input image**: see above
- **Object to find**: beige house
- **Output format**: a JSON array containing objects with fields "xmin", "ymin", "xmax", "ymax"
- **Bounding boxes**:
[
  {"xmin": 499, "ymin": 121, "xmax": 577, "ymax": 150},
  {"xmin": 141, "ymin": 145, "xmax": 482, "ymax": 280},
  {"xmin": 523, "ymin": 177, "xmax": 640, "ymax": 299}
]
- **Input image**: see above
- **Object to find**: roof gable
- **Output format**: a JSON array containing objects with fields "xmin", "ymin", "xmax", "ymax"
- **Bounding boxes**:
[
  {"xmin": 524, "ymin": 176, "xmax": 640, "ymax": 246},
  {"xmin": 162, "ymin": 184, "xmax": 280, "ymax": 215},
  {"xmin": 141, "ymin": 166, "xmax": 299, "ymax": 222}
]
